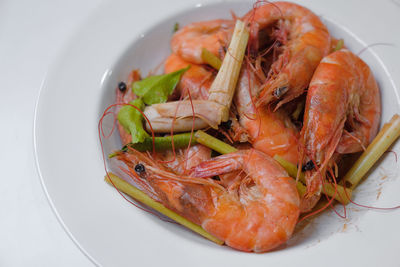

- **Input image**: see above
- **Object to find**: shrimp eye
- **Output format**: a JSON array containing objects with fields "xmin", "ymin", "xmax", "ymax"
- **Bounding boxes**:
[
  {"xmin": 220, "ymin": 120, "xmax": 232, "ymax": 130},
  {"xmin": 212, "ymin": 176, "xmax": 221, "ymax": 181},
  {"xmin": 273, "ymin": 86, "xmax": 288, "ymax": 98},
  {"xmin": 134, "ymin": 163, "xmax": 146, "ymax": 174},
  {"xmin": 118, "ymin": 82, "xmax": 127, "ymax": 92},
  {"xmin": 302, "ymin": 161, "xmax": 315, "ymax": 172}
]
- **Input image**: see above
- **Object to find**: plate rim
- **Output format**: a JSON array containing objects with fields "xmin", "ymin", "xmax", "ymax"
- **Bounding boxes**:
[{"xmin": 33, "ymin": 0, "xmax": 400, "ymax": 266}]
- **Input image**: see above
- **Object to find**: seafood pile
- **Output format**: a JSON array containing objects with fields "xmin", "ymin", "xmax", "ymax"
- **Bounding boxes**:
[{"xmin": 108, "ymin": 2, "xmax": 382, "ymax": 252}]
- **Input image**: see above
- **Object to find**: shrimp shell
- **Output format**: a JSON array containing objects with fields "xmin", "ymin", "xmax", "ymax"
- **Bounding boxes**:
[
  {"xmin": 243, "ymin": 1, "xmax": 331, "ymax": 109},
  {"xmin": 300, "ymin": 49, "xmax": 381, "ymax": 196}
]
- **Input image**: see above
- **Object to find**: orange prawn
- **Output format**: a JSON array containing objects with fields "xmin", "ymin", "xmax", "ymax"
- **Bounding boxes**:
[
  {"xmin": 234, "ymin": 65, "xmax": 299, "ymax": 164},
  {"xmin": 164, "ymin": 53, "xmax": 214, "ymax": 100},
  {"xmin": 243, "ymin": 1, "xmax": 331, "ymax": 109},
  {"xmin": 300, "ymin": 49, "xmax": 381, "ymax": 196},
  {"xmin": 171, "ymin": 19, "xmax": 234, "ymax": 64},
  {"xmin": 116, "ymin": 148, "xmax": 299, "ymax": 252}
]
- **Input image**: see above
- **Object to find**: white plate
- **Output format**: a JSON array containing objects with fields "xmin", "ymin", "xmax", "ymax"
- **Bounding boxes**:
[{"xmin": 34, "ymin": 0, "xmax": 400, "ymax": 266}]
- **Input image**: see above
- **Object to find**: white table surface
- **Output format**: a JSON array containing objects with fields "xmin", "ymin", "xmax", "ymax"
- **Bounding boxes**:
[{"xmin": 0, "ymin": 0, "xmax": 103, "ymax": 266}]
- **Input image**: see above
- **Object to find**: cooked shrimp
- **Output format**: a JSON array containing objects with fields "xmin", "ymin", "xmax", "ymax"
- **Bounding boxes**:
[
  {"xmin": 191, "ymin": 149, "xmax": 300, "ymax": 252},
  {"xmin": 171, "ymin": 19, "xmax": 234, "ymax": 64},
  {"xmin": 243, "ymin": 1, "xmax": 331, "ymax": 109},
  {"xmin": 116, "ymin": 148, "xmax": 299, "ymax": 252},
  {"xmin": 300, "ymin": 49, "xmax": 381, "ymax": 196},
  {"xmin": 157, "ymin": 144, "xmax": 211, "ymax": 175},
  {"xmin": 164, "ymin": 53, "xmax": 214, "ymax": 100},
  {"xmin": 234, "ymin": 65, "xmax": 299, "ymax": 164}
]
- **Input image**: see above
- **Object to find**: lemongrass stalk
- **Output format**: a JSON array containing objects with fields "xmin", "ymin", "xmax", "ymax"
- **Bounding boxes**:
[
  {"xmin": 105, "ymin": 173, "xmax": 223, "ymax": 245},
  {"xmin": 201, "ymin": 48, "xmax": 222, "ymax": 70},
  {"xmin": 143, "ymin": 100, "xmax": 224, "ymax": 132},
  {"xmin": 208, "ymin": 20, "xmax": 249, "ymax": 121},
  {"xmin": 291, "ymin": 101, "xmax": 304, "ymax": 121},
  {"xmin": 173, "ymin": 22, "xmax": 179, "ymax": 33},
  {"xmin": 125, "ymin": 132, "xmax": 197, "ymax": 152},
  {"xmin": 273, "ymin": 155, "xmax": 305, "ymax": 182},
  {"xmin": 334, "ymin": 39, "xmax": 344, "ymax": 51},
  {"xmin": 321, "ymin": 183, "xmax": 351, "ymax": 204},
  {"xmin": 273, "ymin": 155, "xmax": 352, "ymax": 204},
  {"xmin": 344, "ymin": 114, "xmax": 400, "ymax": 189},
  {"xmin": 195, "ymin": 130, "xmax": 237, "ymax": 154},
  {"xmin": 296, "ymin": 181, "xmax": 307, "ymax": 197},
  {"xmin": 144, "ymin": 116, "xmax": 208, "ymax": 133}
]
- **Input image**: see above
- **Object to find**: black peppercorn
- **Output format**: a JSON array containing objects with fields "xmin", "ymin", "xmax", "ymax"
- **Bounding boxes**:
[{"xmin": 118, "ymin": 81, "xmax": 127, "ymax": 92}]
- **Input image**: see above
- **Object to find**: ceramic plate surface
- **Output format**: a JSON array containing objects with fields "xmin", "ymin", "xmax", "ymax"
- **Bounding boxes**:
[{"xmin": 34, "ymin": 0, "xmax": 400, "ymax": 266}]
